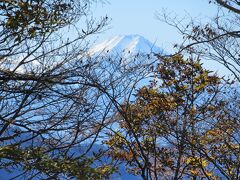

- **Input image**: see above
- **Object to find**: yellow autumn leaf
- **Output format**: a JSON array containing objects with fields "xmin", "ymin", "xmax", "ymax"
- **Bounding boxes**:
[
  {"xmin": 202, "ymin": 160, "xmax": 208, "ymax": 167},
  {"xmin": 205, "ymin": 171, "xmax": 213, "ymax": 177},
  {"xmin": 190, "ymin": 169, "xmax": 198, "ymax": 175}
]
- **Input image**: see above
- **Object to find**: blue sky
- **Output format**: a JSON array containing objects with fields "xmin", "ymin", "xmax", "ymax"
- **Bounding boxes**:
[
  {"xmin": 91, "ymin": 0, "xmax": 231, "ymax": 76},
  {"xmin": 93, "ymin": 0, "xmax": 217, "ymax": 50}
]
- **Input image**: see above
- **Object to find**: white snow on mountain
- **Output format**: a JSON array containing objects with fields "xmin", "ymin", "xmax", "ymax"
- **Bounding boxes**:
[{"xmin": 89, "ymin": 34, "xmax": 163, "ymax": 56}]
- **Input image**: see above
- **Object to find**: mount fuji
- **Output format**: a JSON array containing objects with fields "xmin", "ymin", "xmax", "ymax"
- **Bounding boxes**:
[
  {"xmin": 89, "ymin": 34, "xmax": 164, "ymax": 56},
  {"xmin": 0, "ymin": 35, "xmax": 163, "ymax": 180}
]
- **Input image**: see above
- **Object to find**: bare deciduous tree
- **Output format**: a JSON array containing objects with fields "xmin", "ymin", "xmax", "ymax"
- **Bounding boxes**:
[
  {"xmin": 0, "ymin": 0, "xmax": 115, "ymax": 179},
  {"xmin": 157, "ymin": 0, "xmax": 240, "ymax": 81}
]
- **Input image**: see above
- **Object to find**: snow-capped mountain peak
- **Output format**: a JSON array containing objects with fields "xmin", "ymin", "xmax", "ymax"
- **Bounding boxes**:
[{"xmin": 89, "ymin": 34, "xmax": 163, "ymax": 56}]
